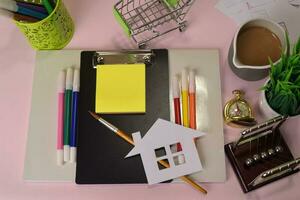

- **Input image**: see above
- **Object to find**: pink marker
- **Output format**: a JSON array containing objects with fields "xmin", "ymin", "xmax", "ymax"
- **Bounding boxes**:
[{"xmin": 57, "ymin": 70, "xmax": 65, "ymax": 165}]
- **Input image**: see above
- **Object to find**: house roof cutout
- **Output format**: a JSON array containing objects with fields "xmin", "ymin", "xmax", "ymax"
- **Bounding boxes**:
[
  {"xmin": 126, "ymin": 119, "xmax": 204, "ymax": 157},
  {"xmin": 125, "ymin": 119, "xmax": 206, "ymax": 185}
]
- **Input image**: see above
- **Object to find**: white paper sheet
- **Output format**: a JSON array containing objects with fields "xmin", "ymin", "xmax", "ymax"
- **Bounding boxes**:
[
  {"xmin": 268, "ymin": 1, "xmax": 300, "ymax": 43},
  {"xmin": 215, "ymin": 0, "xmax": 300, "ymax": 42}
]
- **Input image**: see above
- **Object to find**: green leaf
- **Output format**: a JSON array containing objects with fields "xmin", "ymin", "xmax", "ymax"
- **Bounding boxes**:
[
  {"xmin": 275, "ymin": 81, "xmax": 280, "ymax": 95},
  {"xmin": 288, "ymin": 56, "xmax": 298, "ymax": 69},
  {"xmin": 293, "ymin": 36, "xmax": 300, "ymax": 55},
  {"xmin": 285, "ymin": 31, "xmax": 291, "ymax": 57},
  {"xmin": 288, "ymin": 94, "xmax": 298, "ymax": 115},
  {"xmin": 284, "ymin": 68, "xmax": 293, "ymax": 82}
]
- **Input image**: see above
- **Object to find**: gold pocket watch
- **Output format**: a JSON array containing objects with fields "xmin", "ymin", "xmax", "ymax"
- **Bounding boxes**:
[{"xmin": 224, "ymin": 90, "xmax": 257, "ymax": 127}]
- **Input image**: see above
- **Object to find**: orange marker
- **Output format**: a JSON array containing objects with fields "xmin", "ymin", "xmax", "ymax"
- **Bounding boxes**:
[{"xmin": 189, "ymin": 70, "xmax": 196, "ymax": 129}]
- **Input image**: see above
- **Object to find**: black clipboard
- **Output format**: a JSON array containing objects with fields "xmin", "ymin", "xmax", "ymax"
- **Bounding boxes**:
[{"xmin": 76, "ymin": 49, "xmax": 170, "ymax": 184}]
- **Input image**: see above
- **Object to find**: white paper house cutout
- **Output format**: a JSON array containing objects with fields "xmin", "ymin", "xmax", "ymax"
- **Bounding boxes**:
[{"xmin": 125, "ymin": 119, "xmax": 205, "ymax": 185}]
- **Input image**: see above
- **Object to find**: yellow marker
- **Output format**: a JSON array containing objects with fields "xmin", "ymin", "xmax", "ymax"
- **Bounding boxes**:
[{"xmin": 181, "ymin": 69, "xmax": 189, "ymax": 127}]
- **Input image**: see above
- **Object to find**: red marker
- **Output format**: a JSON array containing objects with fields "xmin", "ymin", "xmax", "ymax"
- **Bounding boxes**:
[
  {"xmin": 172, "ymin": 76, "xmax": 181, "ymax": 125},
  {"xmin": 172, "ymin": 76, "xmax": 182, "ymax": 151}
]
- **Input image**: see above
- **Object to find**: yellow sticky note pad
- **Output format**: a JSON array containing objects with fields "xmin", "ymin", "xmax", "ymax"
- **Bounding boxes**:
[{"xmin": 95, "ymin": 64, "xmax": 146, "ymax": 113}]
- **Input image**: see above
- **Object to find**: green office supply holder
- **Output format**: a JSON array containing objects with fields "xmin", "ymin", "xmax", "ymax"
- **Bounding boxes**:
[{"xmin": 15, "ymin": 0, "xmax": 74, "ymax": 50}]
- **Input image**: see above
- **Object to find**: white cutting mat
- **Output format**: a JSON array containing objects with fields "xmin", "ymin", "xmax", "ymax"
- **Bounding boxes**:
[{"xmin": 24, "ymin": 49, "xmax": 225, "ymax": 182}]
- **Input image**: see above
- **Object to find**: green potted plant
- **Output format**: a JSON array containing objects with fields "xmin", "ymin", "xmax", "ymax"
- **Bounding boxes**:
[{"xmin": 259, "ymin": 35, "xmax": 300, "ymax": 118}]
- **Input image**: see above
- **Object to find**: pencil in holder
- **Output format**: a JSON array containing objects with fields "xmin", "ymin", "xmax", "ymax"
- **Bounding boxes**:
[{"xmin": 14, "ymin": 0, "xmax": 74, "ymax": 50}]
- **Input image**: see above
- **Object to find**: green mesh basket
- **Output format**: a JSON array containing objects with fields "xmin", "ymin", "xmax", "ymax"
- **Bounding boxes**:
[{"xmin": 15, "ymin": 0, "xmax": 74, "ymax": 50}]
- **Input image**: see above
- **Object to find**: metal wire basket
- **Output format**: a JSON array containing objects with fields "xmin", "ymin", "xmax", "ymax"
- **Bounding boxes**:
[{"xmin": 114, "ymin": 0, "xmax": 194, "ymax": 48}]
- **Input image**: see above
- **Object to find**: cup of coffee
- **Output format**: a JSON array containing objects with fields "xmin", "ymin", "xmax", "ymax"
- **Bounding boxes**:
[{"xmin": 229, "ymin": 18, "xmax": 286, "ymax": 81}]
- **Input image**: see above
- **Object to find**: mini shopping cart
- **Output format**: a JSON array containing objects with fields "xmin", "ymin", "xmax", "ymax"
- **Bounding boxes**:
[{"xmin": 113, "ymin": 0, "xmax": 195, "ymax": 48}]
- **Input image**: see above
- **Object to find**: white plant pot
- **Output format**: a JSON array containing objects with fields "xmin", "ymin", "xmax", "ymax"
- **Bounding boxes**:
[{"xmin": 259, "ymin": 89, "xmax": 280, "ymax": 119}]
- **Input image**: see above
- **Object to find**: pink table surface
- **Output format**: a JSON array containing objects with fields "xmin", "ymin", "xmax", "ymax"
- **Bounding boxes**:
[{"xmin": 0, "ymin": 0, "xmax": 299, "ymax": 199}]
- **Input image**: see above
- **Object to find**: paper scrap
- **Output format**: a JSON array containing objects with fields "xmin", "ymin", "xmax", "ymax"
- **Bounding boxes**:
[{"xmin": 95, "ymin": 64, "xmax": 146, "ymax": 114}]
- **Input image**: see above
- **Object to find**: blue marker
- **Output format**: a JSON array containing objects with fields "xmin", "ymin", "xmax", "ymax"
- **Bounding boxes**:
[
  {"xmin": 70, "ymin": 69, "xmax": 80, "ymax": 163},
  {"xmin": 16, "ymin": 2, "xmax": 48, "ymax": 15},
  {"xmin": 0, "ymin": 0, "xmax": 47, "ymax": 20}
]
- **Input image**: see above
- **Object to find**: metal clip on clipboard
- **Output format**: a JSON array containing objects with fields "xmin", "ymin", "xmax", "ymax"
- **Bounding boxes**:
[
  {"xmin": 225, "ymin": 116, "xmax": 300, "ymax": 193},
  {"xmin": 92, "ymin": 50, "xmax": 154, "ymax": 67}
]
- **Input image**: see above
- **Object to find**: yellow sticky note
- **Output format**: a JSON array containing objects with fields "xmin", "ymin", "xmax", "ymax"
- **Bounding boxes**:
[{"xmin": 95, "ymin": 64, "xmax": 146, "ymax": 113}]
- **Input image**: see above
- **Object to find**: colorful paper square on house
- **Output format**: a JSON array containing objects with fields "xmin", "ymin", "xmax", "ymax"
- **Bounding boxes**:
[{"xmin": 95, "ymin": 64, "xmax": 146, "ymax": 114}]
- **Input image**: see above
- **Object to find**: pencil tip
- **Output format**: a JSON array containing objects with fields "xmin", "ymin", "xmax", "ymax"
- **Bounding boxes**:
[{"xmin": 88, "ymin": 111, "xmax": 99, "ymax": 120}]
